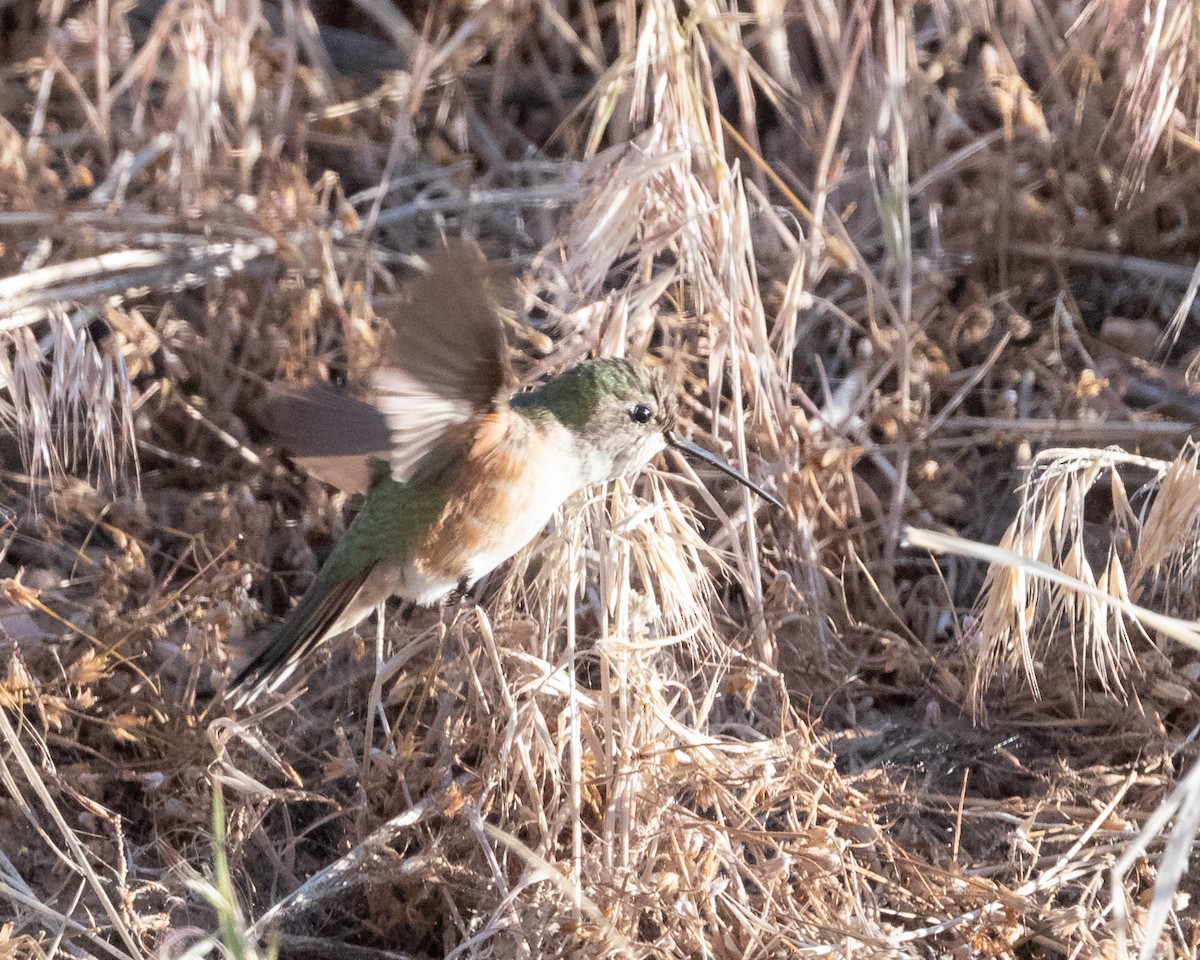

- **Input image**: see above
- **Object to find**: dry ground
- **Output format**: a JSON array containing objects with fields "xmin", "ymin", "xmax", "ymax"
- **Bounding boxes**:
[{"xmin": 2, "ymin": 1, "xmax": 1200, "ymax": 957}]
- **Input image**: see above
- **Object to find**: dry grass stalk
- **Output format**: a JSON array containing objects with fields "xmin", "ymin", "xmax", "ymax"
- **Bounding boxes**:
[{"xmin": 969, "ymin": 443, "xmax": 1200, "ymax": 704}]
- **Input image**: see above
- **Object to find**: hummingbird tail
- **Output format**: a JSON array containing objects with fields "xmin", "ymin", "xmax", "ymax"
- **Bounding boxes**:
[{"xmin": 227, "ymin": 564, "xmax": 375, "ymax": 707}]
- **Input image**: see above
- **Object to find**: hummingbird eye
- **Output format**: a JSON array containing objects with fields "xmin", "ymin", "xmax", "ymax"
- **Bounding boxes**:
[{"xmin": 629, "ymin": 402, "xmax": 654, "ymax": 425}]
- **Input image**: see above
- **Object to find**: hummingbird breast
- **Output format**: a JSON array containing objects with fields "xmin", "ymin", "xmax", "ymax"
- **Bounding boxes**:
[{"xmin": 393, "ymin": 409, "xmax": 584, "ymax": 603}]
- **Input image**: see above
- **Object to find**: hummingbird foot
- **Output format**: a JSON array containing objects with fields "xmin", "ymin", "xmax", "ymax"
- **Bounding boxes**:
[{"xmin": 449, "ymin": 575, "xmax": 482, "ymax": 607}]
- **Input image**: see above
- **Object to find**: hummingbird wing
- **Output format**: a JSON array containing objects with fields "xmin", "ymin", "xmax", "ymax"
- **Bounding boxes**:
[
  {"xmin": 264, "ymin": 386, "xmax": 392, "ymax": 493},
  {"xmin": 263, "ymin": 243, "xmax": 512, "ymax": 493},
  {"xmin": 371, "ymin": 242, "xmax": 513, "ymax": 483}
]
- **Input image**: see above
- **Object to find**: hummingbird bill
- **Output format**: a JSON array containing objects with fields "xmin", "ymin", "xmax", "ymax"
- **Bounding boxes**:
[{"xmin": 228, "ymin": 245, "xmax": 782, "ymax": 705}]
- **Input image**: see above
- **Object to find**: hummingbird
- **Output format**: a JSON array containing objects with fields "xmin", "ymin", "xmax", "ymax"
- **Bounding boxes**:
[{"xmin": 228, "ymin": 245, "xmax": 781, "ymax": 704}]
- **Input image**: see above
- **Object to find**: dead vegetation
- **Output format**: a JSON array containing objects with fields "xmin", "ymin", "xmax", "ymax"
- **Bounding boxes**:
[{"xmin": 2, "ymin": 0, "xmax": 1200, "ymax": 957}]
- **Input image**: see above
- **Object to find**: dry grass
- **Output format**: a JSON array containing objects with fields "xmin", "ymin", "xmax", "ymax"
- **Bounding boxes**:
[{"xmin": 3, "ymin": 0, "xmax": 1200, "ymax": 957}]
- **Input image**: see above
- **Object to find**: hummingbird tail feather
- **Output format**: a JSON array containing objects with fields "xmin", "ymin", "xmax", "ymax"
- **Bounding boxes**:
[{"xmin": 228, "ymin": 565, "xmax": 375, "ymax": 706}]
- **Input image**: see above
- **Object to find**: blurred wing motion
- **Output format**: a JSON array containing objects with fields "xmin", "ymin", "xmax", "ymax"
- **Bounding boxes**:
[
  {"xmin": 264, "ymin": 386, "xmax": 391, "ymax": 494},
  {"xmin": 371, "ymin": 243, "xmax": 513, "ymax": 483},
  {"xmin": 267, "ymin": 242, "xmax": 513, "ymax": 491}
]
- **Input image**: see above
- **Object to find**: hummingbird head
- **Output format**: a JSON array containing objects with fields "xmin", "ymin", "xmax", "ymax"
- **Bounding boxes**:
[
  {"xmin": 514, "ymin": 358, "xmax": 676, "ymax": 484},
  {"xmin": 515, "ymin": 358, "xmax": 782, "ymax": 508}
]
